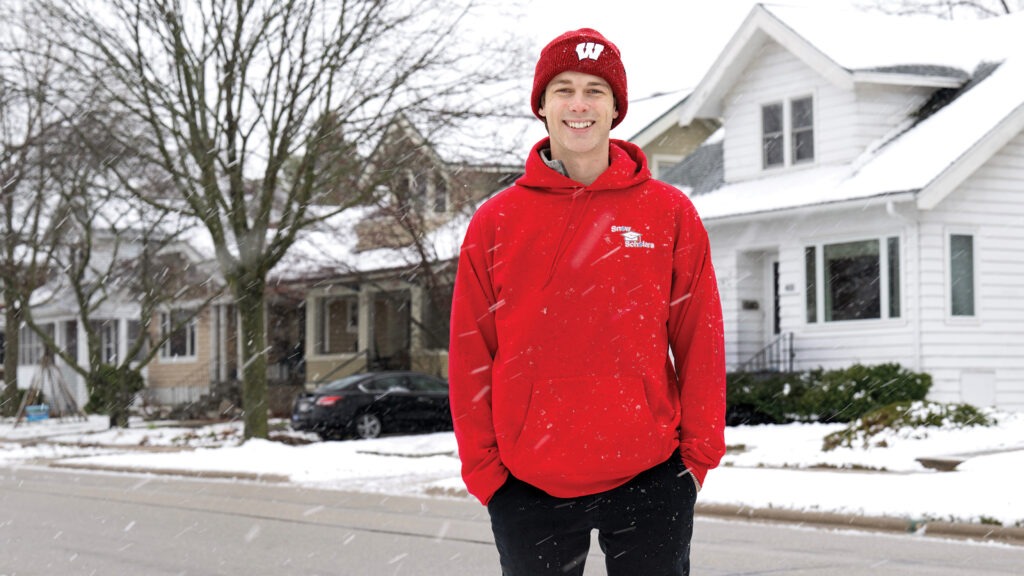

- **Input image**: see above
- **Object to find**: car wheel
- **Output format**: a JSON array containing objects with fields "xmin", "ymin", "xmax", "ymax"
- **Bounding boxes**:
[{"xmin": 354, "ymin": 413, "xmax": 383, "ymax": 439}]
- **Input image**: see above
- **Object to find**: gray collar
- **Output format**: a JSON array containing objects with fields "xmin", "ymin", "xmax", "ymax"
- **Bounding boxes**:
[{"xmin": 539, "ymin": 147, "xmax": 569, "ymax": 178}]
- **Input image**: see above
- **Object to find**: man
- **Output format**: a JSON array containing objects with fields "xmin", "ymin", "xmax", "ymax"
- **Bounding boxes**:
[{"xmin": 448, "ymin": 28, "xmax": 725, "ymax": 576}]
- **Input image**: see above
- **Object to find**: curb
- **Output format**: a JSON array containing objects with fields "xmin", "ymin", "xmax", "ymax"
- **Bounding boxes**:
[{"xmin": 696, "ymin": 503, "xmax": 1024, "ymax": 545}]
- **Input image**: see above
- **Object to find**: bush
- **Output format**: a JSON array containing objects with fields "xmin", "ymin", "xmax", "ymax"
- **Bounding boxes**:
[
  {"xmin": 86, "ymin": 365, "xmax": 145, "ymax": 428},
  {"xmin": 800, "ymin": 363, "xmax": 931, "ymax": 423},
  {"xmin": 726, "ymin": 363, "xmax": 931, "ymax": 426},
  {"xmin": 726, "ymin": 371, "xmax": 811, "ymax": 425},
  {"xmin": 822, "ymin": 400, "xmax": 994, "ymax": 451}
]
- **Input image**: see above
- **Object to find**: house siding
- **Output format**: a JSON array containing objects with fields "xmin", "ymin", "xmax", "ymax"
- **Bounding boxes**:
[
  {"xmin": 722, "ymin": 41, "xmax": 932, "ymax": 184},
  {"xmin": 146, "ymin": 309, "xmax": 213, "ymax": 404},
  {"xmin": 706, "ymin": 202, "xmax": 919, "ymax": 374},
  {"xmin": 916, "ymin": 130, "xmax": 1024, "ymax": 411},
  {"xmin": 707, "ymin": 129, "xmax": 1024, "ymax": 411}
]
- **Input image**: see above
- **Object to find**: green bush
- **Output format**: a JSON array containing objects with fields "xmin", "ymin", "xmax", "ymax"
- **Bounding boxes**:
[
  {"xmin": 800, "ymin": 363, "xmax": 931, "ymax": 423},
  {"xmin": 823, "ymin": 400, "xmax": 994, "ymax": 451},
  {"xmin": 726, "ymin": 371, "xmax": 812, "ymax": 425},
  {"xmin": 726, "ymin": 363, "xmax": 931, "ymax": 426},
  {"xmin": 86, "ymin": 364, "xmax": 145, "ymax": 428}
]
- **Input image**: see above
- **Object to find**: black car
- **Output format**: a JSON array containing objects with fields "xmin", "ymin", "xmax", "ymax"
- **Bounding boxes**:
[{"xmin": 290, "ymin": 371, "xmax": 452, "ymax": 440}]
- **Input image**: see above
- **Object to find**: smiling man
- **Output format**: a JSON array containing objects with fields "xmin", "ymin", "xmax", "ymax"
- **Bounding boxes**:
[{"xmin": 448, "ymin": 28, "xmax": 726, "ymax": 576}]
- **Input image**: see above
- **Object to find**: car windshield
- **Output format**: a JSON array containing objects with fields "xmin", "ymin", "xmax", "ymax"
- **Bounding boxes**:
[{"xmin": 314, "ymin": 374, "xmax": 369, "ymax": 394}]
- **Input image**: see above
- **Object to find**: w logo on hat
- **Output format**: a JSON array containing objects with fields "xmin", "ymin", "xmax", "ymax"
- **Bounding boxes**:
[{"xmin": 575, "ymin": 42, "xmax": 604, "ymax": 61}]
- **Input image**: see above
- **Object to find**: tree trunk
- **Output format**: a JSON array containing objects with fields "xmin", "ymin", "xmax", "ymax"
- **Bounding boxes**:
[
  {"xmin": 235, "ymin": 277, "xmax": 269, "ymax": 439},
  {"xmin": 2, "ymin": 291, "xmax": 21, "ymax": 417}
]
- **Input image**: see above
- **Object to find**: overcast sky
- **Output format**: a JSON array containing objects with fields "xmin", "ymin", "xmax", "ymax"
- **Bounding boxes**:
[{"xmin": 506, "ymin": 0, "xmax": 859, "ymax": 97}]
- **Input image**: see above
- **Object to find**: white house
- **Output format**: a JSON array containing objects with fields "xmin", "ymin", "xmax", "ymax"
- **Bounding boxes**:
[{"xmin": 633, "ymin": 4, "xmax": 1024, "ymax": 411}]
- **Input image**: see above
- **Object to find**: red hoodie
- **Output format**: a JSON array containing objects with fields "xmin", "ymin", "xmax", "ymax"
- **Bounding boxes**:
[{"xmin": 449, "ymin": 138, "xmax": 725, "ymax": 505}]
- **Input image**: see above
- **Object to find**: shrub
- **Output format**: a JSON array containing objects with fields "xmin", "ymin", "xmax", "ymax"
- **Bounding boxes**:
[
  {"xmin": 86, "ymin": 364, "xmax": 145, "ymax": 428},
  {"xmin": 726, "ymin": 371, "xmax": 811, "ymax": 425},
  {"xmin": 822, "ymin": 400, "xmax": 993, "ymax": 451},
  {"xmin": 726, "ymin": 363, "xmax": 931, "ymax": 426},
  {"xmin": 800, "ymin": 363, "xmax": 931, "ymax": 423}
]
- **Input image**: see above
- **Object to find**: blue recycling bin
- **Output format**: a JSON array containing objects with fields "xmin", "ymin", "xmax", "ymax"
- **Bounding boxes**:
[{"xmin": 25, "ymin": 404, "xmax": 50, "ymax": 422}]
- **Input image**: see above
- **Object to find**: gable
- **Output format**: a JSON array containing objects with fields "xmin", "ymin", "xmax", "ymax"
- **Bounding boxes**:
[{"xmin": 678, "ymin": 4, "xmax": 993, "ymax": 127}]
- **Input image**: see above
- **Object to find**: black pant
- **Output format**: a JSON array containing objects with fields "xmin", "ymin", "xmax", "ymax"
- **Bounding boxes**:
[{"xmin": 487, "ymin": 452, "xmax": 697, "ymax": 576}]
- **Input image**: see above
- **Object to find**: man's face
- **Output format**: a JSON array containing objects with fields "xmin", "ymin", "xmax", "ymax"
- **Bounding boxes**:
[{"xmin": 539, "ymin": 71, "xmax": 618, "ymax": 162}]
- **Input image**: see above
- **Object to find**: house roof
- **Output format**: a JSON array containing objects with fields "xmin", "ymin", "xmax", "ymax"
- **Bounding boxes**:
[
  {"xmin": 679, "ymin": 4, "xmax": 1017, "ymax": 124},
  {"xmin": 665, "ymin": 3, "xmax": 1024, "ymax": 221}
]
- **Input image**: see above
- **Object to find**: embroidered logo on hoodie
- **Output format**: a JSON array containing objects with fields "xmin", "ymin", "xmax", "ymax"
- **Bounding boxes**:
[{"xmin": 612, "ymin": 225, "xmax": 654, "ymax": 249}]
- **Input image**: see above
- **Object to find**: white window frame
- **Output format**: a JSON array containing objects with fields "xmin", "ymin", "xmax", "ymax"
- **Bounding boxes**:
[
  {"xmin": 946, "ymin": 229, "xmax": 978, "ymax": 321},
  {"xmin": 19, "ymin": 324, "xmax": 54, "ymax": 366},
  {"xmin": 805, "ymin": 235, "xmax": 901, "ymax": 324},
  {"xmin": 160, "ymin": 309, "xmax": 197, "ymax": 361},
  {"xmin": 405, "ymin": 170, "xmax": 450, "ymax": 215},
  {"xmin": 761, "ymin": 94, "xmax": 815, "ymax": 170}
]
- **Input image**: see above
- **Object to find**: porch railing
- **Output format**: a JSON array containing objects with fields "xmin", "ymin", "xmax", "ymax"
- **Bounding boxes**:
[{"xmin": 736, "ymin": 332, "xmax": 794, "ymax": 373}]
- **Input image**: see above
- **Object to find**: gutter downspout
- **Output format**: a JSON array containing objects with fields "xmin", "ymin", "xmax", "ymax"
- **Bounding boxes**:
[{"xmin": 886, "ymin": 200, "xmax": 922, "ymax": 374}]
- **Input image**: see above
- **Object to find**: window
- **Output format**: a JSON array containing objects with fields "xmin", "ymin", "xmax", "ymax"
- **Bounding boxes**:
[
  {"xmin": 19, "ymin": 323, "xmax": 54, "ymax": 365},
  {"xmin": 762, "ymin": 96, "xmax": 814, "ymax": 169},
  {"xmin": 761, "ymin": 103, "xmax": 784, "ymax": 168},
  {"xmin": 161, "ymin": 310, "xmax": 196, "ymax": 359},
  {"xmin": 404, "ymin": 171, "xmax": 449, "ymax": 214},
  {"xmin": 100, "ymin": 321, "xmax": 119, "ymax": 363},
  {"xmin": 791, "ymin": 97, "xmax": 814, "ymax": 163},
  {"xmin": 314, "ymin": 296, "xmax": 358, "ymax": 355},
  {"xmin": 64, "ymin": 321, "xmax": 78, "ymax": 363},
  {"xmin": 127, "ymin": 320, "xmax": 147, "ymax": 362},
  {"xmin": 804, "ymin": 247, "xmax": 817, "ymax": 323},
  {"xmin": 433, "ymin": 178, "xmax": 449, "ymax": 214},
  {"xmin": 421, "ymin": 284, "xmax": 453, "ymax": 350},
  {"xmin": 950, "ymin": 234, "xmax": 975, "ymax": 316},
  {"xmin": 408, "ymin": 374, "xmax": 448, "ymax": 392},
  {"xmin": 346, "ymin": 300, "xmax": 359, "ymax": 333},
  {"xmin": 409, "ymin": 172, "xmax": 428, "ymax": 211},
  {"xmin": 806, "ymin": 237, "xmax": 900, "ymax": 323}
]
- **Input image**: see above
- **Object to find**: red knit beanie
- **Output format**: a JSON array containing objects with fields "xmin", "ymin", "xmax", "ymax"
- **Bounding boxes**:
[{"xmin": 531, "ymin": 28, "xmax": 628, "ymax": 129}]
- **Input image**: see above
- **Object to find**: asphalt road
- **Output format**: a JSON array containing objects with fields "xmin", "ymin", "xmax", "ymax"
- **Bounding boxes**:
[{"xmin": 2, "ymin": 465, "xmax": 1022, "ymax": 575}]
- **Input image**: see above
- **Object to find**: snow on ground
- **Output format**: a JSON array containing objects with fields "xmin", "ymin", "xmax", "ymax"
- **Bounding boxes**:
[{"xmin": 2, "ymin": 413, "xmax": 1023, "ymax": 527}]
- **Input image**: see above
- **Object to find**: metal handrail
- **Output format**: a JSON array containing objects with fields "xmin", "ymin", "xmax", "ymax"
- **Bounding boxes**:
[{"xmin": 736, "ymin": 332, "xmax": 794, "ymax": 373}]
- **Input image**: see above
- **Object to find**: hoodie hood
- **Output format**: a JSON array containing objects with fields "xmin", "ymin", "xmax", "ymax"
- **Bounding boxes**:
[{"xmin": 515, "ymin": 138, "xmax": 652, "ymax": 193}]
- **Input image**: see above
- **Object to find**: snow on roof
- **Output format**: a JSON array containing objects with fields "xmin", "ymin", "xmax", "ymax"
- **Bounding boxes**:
[
  {"xmin": 760, "ymin": 3, "xmax": 1017, "ymax": 74},
  {"xmin": 272, "ymin": 204, "xmax": 474, "ymax": 282}
]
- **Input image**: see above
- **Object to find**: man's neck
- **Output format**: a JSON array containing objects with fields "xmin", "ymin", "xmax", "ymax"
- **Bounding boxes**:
[{"xmin": 546, "ymin": 143, "xmax": 610, "ymax": 186}]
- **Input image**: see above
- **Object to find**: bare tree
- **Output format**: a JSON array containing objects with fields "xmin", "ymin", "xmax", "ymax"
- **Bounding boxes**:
[
  {"xmin": 35, "ymin": 0, "xmax": 528, "ymax": 438},
  {"xmin": 857, "ymin": 0, "xmax": 1019, "ymax": 18},
  {"xmin": 18, "ymin": 103, "xmax": 223, "ymax": 427},
  {"xmin": 0, "ymin": 8, "xmax": 67, "ymax": 416}
]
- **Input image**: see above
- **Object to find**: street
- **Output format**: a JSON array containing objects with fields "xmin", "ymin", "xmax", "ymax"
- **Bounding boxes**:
[{"xmin": 2, "ymin": 465, "xmax": 1022, "ymax": 575}]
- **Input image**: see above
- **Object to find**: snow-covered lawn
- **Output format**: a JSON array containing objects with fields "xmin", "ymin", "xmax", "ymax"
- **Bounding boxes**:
[{"xmin": 2, "ymin": 412, "xmax": 1023, "ymax": 527}]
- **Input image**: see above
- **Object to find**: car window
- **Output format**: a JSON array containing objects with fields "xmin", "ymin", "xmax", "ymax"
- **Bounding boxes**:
[
  {"xmin": 315, "ymin": 374, "xmax": 366, "ymax": 393},
  {"xmin": 408, "ymin": 375, "xmax": 448, "ymax": 392},
  {"xmin": 367, "ymin": 374, "xmax": 409, "ymax": 393}
]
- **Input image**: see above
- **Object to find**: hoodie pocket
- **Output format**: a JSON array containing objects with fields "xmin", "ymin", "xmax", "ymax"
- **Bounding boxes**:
[{"xmin": 511, "ymin": 376, "xmax": 670, "ymax": 482}]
